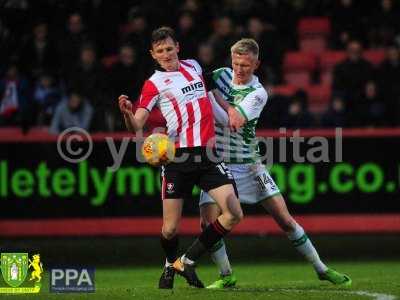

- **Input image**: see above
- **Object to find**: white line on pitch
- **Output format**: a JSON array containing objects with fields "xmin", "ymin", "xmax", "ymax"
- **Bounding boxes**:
[{"xmin": 268, "ymin": 289, "xmax": 397, "ymax": 300}]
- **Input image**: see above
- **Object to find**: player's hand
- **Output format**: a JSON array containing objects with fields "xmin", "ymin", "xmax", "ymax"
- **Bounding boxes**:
[
  {"xmin": 228, "ymin": 106, "xmax": 245, "ymax": 131},
  {"xmin": 118, "ymin": 95, "xmax": 133, "ymax": 116}
]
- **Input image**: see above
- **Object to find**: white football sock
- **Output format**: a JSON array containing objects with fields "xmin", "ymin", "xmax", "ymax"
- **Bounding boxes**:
[
  {"xmin": 210, "ymin": 239, "xmax": 232, "ymax": 276},
  {"xmin": 181, "ymin": 254, "xmax": 195, "ymax": 266},
  {"xmin": 287, "ymin": 223, "xmax": 328, "ymax": 274},
  {"xmin": 165, "ymin": 259, "xmax": 173, "ymax": 267}
]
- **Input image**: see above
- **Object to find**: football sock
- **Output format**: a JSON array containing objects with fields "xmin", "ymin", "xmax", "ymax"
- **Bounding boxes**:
[
  {"xmin": 184, "ymin": 219, "xmax": 230, "ymax": 263},
  {"xmin": 164, "ymin": 259, "xmax": 173, "ymax": 267},
  {"xmin": 160, "ymin": 234, "xmax": 179, "ymax": 265},
  {"xmin": 287, "ymin": 223, "xmax": 328, "ymax": 274},
  {"xmin": 210, "ymin": 239, "xmax": 233, "ymax": 276}
]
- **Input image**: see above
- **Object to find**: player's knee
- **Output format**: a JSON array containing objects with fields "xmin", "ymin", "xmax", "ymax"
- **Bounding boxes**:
[
  {"xmin": 235, "ymin": 208, "xmax": 244, "ymax": 224},
  {"xmin": 200, "ymin": 213, "xmax": 216, "ymax": 230},
  {"xmin": 225, "ymin": 208, "xmax": 243, "ymax": 226},
  {"xmin": 161, "ymin": 225, "xmax": 178, "ymax": 239}
]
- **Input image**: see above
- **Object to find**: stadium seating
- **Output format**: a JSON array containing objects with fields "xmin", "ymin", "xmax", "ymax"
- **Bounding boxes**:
[
  {"xmin": 319, "ymin": 51, "xmax": 346, "ymax": 85},
  {"xmin": 283, "ymin": 52, "xmax": 317, "ymax": 87},
  {"xmin": 298, "ymin": 17, "xmax": 331, "ymax": 55},
  {"xmin": 271, "ymin": 84, "xmax": 297, "ymax": 97},
  {"xmin": 363, "ymin": 49, "xmax": 386, "ymax": 66},
  {"xmin": 271, "ymin": 84, "xmax": 331, "ymax": 114},
  {"xmin": 304, "ymin": 85, "xmax": 331, "ymax": 114}
]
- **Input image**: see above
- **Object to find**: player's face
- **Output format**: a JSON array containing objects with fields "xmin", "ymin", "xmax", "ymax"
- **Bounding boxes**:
[
  {"xmin": 231, "ymin": 52, "xmax": 260, "ymax": 85},
  {"xmin": 150, "ymin": 37, "xmax": 180, "ymax": 71}
]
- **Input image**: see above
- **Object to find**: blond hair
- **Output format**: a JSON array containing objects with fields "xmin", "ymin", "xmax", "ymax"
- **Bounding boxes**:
[{"xmin": 231, "ymin": 38, "xmax": 259, "ymax": 59}]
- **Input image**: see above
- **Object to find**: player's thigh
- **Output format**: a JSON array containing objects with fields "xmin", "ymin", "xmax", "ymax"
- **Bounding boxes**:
[
  {"xmin": 232, "ymin": 171, "xmax": 265, "ymax": 204},
  {"xmin": 207, "ymin": 184, "xmax": 242, "ymax": 218},
  {"xmin": 260, "ymin": 194, "xmax": 296, "ymax": 231},
  {"xmin": 199, "ymin": 162, "xmax": 241, "ymax": 215}
]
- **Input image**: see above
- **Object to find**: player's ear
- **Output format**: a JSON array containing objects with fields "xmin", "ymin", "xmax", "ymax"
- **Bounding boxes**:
[
  {"xmin": 150, "ymin": 49, "xmax": 156, "ymax": 60},
  {"xmin": 255, "ymin": 59, "xmax": 260, "ymax": 70},
  {"xmin": 176, "ymin": 42, "xmax": 180, "ymax": 53}
]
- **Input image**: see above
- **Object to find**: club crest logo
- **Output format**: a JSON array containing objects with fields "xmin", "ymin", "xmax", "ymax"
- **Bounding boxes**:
[
  {"xmin": 166, "ymin": 183, "xmax": 174, "ymax": 193},
  {"xmin": 0, "ymin": 253, "xmax": 43, "ymax": 293}
]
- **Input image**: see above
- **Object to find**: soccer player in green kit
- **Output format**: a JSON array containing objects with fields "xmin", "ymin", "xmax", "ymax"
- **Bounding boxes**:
[{"xmin": 201, "ymin": 38, "xmax": 352, "ymax": 289}]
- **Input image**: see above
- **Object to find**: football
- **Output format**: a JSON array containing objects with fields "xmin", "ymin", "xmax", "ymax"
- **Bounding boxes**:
[{"xmin": 141, "ymin": 133, "xmax": 175, "ymax": 166}]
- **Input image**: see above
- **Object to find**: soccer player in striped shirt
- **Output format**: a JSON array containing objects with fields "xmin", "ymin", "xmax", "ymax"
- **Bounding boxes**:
[
  {"xmin": 200, "ymin": 38, "xmax": 352, "ymax": 289},
  {"xmin": 118, "ymin": 27, "xmax": 243, "ymax": 289}
]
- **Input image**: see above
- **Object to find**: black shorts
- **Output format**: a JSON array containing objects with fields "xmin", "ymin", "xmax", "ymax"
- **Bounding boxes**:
[{"xmin": 160, "ymin": 147, "xmax": 236, "ymax": 200}]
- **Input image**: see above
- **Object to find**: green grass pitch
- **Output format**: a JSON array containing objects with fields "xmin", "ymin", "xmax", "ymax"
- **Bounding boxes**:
[{"xmin": 10, "ymin": 260, "xmax": 400, "ymax": 300}]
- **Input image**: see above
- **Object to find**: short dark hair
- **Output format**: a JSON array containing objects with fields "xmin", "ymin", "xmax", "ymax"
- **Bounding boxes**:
[{"xmin": 151, "ymin": 26, "xmax": 177, "ymax": 47}]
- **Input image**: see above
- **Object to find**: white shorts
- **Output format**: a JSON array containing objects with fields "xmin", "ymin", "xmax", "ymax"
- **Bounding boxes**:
[{"xmin": 199, "ymin": 162, "xmax": 281, "ymax": 206}]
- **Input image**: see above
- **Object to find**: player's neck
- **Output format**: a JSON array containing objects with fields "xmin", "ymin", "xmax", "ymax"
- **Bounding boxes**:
[
  {"xmin": 233, "ymin": 77, "xmax": 252, "ymax": 86},
  {"xmin": 164, "ymin": 61, "xmax": 180, "ymax": 72}
]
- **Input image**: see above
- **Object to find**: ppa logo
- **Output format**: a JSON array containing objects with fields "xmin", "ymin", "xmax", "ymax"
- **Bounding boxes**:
[{"xmin": 50, "ymin": 268, "xmax": 95, "ymax": 293}]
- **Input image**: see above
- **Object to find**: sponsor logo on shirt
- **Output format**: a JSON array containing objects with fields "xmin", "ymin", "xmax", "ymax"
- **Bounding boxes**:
[{"xmin": 181, "ymin": 81, "xmax": 204, "ymax": 94}]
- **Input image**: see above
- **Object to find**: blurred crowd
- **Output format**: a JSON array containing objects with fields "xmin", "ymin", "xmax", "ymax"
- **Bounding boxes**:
[{"xmin": 1, "ymin": 0, "xmax": 400, "ymax": 133}]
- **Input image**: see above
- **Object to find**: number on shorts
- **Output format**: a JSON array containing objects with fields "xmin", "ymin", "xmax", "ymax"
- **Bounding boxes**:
[
  {"xmin": 217, "ymin": 162, "xmax": 233, "ymax": 179},
  {"xmin": 255, "ymin": 173, "xmax": 277, "ymax": 192}
]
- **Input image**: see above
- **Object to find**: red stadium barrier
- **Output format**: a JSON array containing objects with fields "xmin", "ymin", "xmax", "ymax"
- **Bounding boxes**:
[{"xmin": 0, "ymin": 214, "xmax": 399, "ymax": 236}]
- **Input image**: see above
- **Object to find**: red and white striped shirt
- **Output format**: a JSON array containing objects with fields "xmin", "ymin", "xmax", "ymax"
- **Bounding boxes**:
[{"xmin": 138, "ymin": 59, "xmax": 215, "ymax": 148}]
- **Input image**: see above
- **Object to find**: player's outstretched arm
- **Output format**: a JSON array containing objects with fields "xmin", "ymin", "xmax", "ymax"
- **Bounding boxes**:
[
  {"xmin": 212, "ymin": 90, "xmax": 245, "ymax": 131},
  {"xmin": 118, "ymin": 95, "xmax": 149, "ymax": 132}
]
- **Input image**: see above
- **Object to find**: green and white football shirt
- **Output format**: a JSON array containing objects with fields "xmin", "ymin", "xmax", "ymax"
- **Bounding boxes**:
[{"xmin": 212, "ymin": 67, "xmax": 268, "ymax": 163}]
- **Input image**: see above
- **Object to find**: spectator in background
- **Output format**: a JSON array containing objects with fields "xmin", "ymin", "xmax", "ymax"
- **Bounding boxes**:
[
  {"xmin": 109, "ymin": 45, "xmax": 144, "ymax": 99},
  {"xmin": 85, "ymin": 1, "xmax": 121, "ymax": 56},
  {"xmin": 368, "ymin": 0, "xmax": 399, "ymax": 48},
  {"xmin": 378, "ymin": 45, "xmax": 400, "ymax": 125},
  {"xmin": 196, "ymin": 43, "xmax": 217, "ymax": 73},
  {"xmin": 122, "ymin": 8, "xmax": 150, "ymax": 67},
  {"xmin": 66, "ymin": 44, "xmax": 108, "ymax": 131},
  {"xmin": 32, "ymin": 73, "xmax": 61, "ymax": 126},
  {"xmin": 108, "ymin": 45, "xmax": 145, "ymax": 131},
  {"xmin": 181, "ymin": 0, "xmax": 201, "ymax": 14},
  {"xmin": 281, "ymin": 90, "xmax": 315, "ymax": 128},
  {"xmin": 18, "ymin": 22, "xmax": 59, "ymax": 80},
  {"xmin": 332, "ymin": 40, "xmax": 374, "ymax": 110},
  {"xmin": 59, "ymin": 13, "xmax": 92, "ymax": 76},
  {"xmin": 330, "ymin": 0, "xmax": 363, "ymax": 49},
  {"xmin": 246, "ymin": 16, "xmax": 281, "ymax": 84},
  {"xmin": 355, "ymin": 81, "xmax": 386, "ymax": 127},
  {"xmin": 67, "ymin": 44, "xmax": 106, "ymax": 105},
  {"xmin": 208, "ymin": 16, "xmax": 237, "ymax": 67},
  {"xmin": 0, "ymin": 64, "xmax": 29, "ymax": 127},
  {"xmin": 175, "ymin": 11, "xmax": 198, "ymax": 59},
  {"xmin": 321, "ymin": 94, "xmax": 348, "ymax": 127},
  {"xmin": 50, "ymin": 91, "xmax": 93, "ymax": 134},
  {"xmin": 0, "ymin": 18, "xmax": 14, "ymax": 66},
  {"xmin": 179, "ymin": 0, "xmax": 211, "ymax": 35}
]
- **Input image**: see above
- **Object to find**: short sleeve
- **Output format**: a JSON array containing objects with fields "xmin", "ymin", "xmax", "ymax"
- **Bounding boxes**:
[
  {"xmin": 235, "ymin": 89, "xmax": 268, "ymax": 121},
  {"xmin": 182, "ymin": 59, "xmax": 202, "ymax": 75},
  {"xmin": 137, "ymin": 80, "xmax": 159, "ymax": 112}
]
